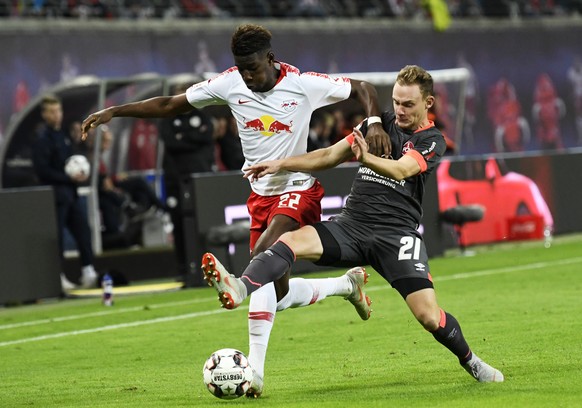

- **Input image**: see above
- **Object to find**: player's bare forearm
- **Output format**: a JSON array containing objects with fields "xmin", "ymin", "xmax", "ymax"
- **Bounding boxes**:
[
  {"xmin": 350, "ymin": 80, "xmax": 382, "ymax": 118},
  {"xmin": 244, "ymin": 139, "xmax": 352, "ymax": 181},
  {"xmin": 81, "ymin": 94, "xmax": 191, "ymax": 137},
  {"xmin": 281, "ymin": 140, "xmax": 352, "ymax": 172},
  {"xmin": 349, "ymin": 80, "xmax": 391, "ymax": 157},
  {"xmin": 365, "ymin": 123, "xmax": 391, "ymax": 158}
]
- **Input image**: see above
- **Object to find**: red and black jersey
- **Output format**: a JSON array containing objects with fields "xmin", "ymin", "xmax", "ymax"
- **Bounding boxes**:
[{"xmin": 342, "ymin": 112, "xmax": 446, "ymax": 228}]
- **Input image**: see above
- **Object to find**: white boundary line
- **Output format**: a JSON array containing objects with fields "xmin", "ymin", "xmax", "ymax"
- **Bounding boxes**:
[
  {"xmin": 0, "ymin": 307, "xmax": 247, "ymax": 348},
  {"xmin": 0, "ymin": 298, "xmax": 216, "ymax": 330},
  {"xmin": 363, "ymin": 256, "xmax": 582, "ymax": 293},
  {"xmin": 1, "ymin": 256, "xmax": 581, "ymax": 348},
  {"xmin": 434, "ymin": 256, "xmax": 582, "ymax": 282}
]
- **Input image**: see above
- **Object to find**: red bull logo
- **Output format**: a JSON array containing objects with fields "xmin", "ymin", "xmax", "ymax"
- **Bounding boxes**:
[
  {"xmin": 243, "ymin": 118, "xmax": 265, "ymax": 131},
  {"xmin": 243, "ymin": 115, "xmax": 293, "ymax": 137},
  {"xmin": 268, "ymin": 120, "xmax": 293, "ymax": 133}
]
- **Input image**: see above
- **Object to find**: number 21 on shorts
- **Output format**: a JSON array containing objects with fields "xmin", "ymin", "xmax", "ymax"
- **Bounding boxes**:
[
  {"xmin": 398, "ymin": 236, "xmax": 421, "ymax": 260},
  {"xmin": 278, "ymin": 193, "xmax": 301, "ymax": 209}
]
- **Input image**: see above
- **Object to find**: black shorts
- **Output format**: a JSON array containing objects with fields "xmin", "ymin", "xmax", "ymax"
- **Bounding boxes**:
[{"xmin": 313, "ymin": 215, "xmax": 434, "ymax": 298}]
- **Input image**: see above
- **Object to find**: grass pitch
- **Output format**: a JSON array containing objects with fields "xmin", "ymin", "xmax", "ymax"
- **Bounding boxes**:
[{"xmin": 1, "ymin": 235, "xmax": 581, "ymax": 407}]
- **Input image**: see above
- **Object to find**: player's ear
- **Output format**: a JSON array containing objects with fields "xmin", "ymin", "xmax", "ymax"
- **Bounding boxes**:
[
  {"xmin": 425, "ymin": 96, "xmax": 435, "ymax": 110},
  {"xmin": 266, "ymin": 51, "xmax": 275, "ymax": 63}
]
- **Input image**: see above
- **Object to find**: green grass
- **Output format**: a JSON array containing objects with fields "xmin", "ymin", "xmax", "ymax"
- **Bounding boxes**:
[{"xmin": 1, "ymin": 235, "xmax": 581, "ymax": 407}]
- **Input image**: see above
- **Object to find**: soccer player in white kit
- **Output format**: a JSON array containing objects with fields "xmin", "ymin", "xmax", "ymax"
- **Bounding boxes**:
[{"xmin": 82, "ymin": 24, "xmax": 390, "ymax": 398}]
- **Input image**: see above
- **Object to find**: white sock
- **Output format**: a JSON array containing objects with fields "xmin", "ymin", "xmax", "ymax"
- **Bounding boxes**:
[
  {"xmin": 276, "ymin": 276, "xmax": 352, "ymax": 311},
  {"xmin": 248, "ymin": 283, "xmax": 277, "ymax": 379}
]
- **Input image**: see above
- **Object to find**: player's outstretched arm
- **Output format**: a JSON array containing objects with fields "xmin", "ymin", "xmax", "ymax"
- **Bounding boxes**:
[
  {"xmin": 81, "ymin": 94, "xmax": 192, "ymax": 139},
  {"xmin": 244, "ymin": 138, "xmax": 353, "ymax": 182}
]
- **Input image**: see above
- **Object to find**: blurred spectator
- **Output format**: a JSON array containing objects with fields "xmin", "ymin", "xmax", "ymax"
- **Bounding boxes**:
[
  {"xmin": 127, "ymin": 118, "xmax": 159, "ymax": 170},
  {"xmin": 32, "ymin": 95, "xmax": 99, "ymax": 290},
  {"xmin": 2, "ymin": 0, "xmax": 575, "ymax": 18},
  {"xmin": 331, "ymin": 109, "xmax": 350, "ymax": 142},
  {"xmin": 238, "ymin": 0, "xmax": 272, "ymax": 16},
  {"xmin": 481, "ymin": 0, "xmax": 515, "ymax": 17},
  {"xmin": 193, "ymin": 40, "xmax": 217, "ymax": 75},
  {"xmin": 178, "ymin": 0, "xmax": 212, "ymax": 17},
  {"xmin": 457, "ymin": 53, "xmax": 480, "ymax": 147},
  {"xmin": 212, "ymin": 114, "xmax": 245, "ymax": 171},
  {"xmin": 60, "ymin": 54, "xmax": 79, "ymax": 83},
  {"xmin": 532, "ymin": 73, "xmax": 565, "ymax": 150},
  {"xmin": 13, "ymin": 80, "xmax": 30, "ymax": 115},
  {"xmin": 428, "ymin": 105, "xmax": 457, "ymax": 153},
  {"xmin": 448, "ymin": 0, "xmax": 483, "ymax": 16},
  {"xmin": 307, "ymin": 111, "xmax": 335, "ymax": 151},
  {"xmin": 488, "ymin": 78, "xmax": 531, "ymax": 152},
  {"xmin": 85, "ymin": 126, "xmax": 145, "ymax": 249},
  {"xmin": 159, "ymin": 82, "xmax": 216, "ymax": 279},
  {"xmin": 567, "ymin": 56, "xmax": 582, "ymax": 143},
  {"xmin": 289, "ymin": 0, "xmax": 328, "ymax": 17},
  {"xmin": 160, "ymin": 83, "xmax": 216, "ymax": 174},
  {"xmin": 267, "ymin": 0, "xmax": 293, "ymax": 16}
]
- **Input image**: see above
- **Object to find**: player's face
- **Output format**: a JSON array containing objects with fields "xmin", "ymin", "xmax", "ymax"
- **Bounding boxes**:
[
  {"xmin": 41, "ymin": 102, "xmax": 63, "ymax": 129},
  {"xmin": 234, "ymin": 51, "xmax": 277, "ymax": 93},
  {"xmin": 392, "ymin": 83, "xmax": 433, "ymax": 131}
]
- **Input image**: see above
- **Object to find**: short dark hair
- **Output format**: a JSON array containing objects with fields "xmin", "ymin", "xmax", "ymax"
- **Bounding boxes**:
[
  {"xmin": 231, "ymin": 24, "xmax": 272, "ymax": 57},
  {"xmin": 396, "ymin": 65, "xmax": 434, "ymax": 100},
  {"xmin": 40, "ymin": 95, "xmax": 61, "ymax": 112}
]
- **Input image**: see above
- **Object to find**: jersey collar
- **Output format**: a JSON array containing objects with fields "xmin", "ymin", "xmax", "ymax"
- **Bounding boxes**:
[
  {"xmin": 414, "ymin": 120, "xmax": 435, "ymax": 134},
  {"xmin": 273, "ymin": 61, "xmax": 287, "ymax": 86}
]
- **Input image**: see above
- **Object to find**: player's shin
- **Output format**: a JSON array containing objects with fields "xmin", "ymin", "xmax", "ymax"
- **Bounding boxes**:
[
  {"xmin": 241, "ymin": 241, "xmax": 295, "ymax": 295},
  {"xmin": 248, "ymin": 283, "xmax": 277, "ymax": 380},
  {"xmin": 430, "ymin": 309, "xmax": 472, "ymax": 364}
]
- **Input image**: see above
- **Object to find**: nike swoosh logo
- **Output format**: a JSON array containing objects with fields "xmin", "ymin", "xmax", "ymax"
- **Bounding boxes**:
[{"xmin": 238, "ymin": 99, "xmax": 252, "ymax": 104}]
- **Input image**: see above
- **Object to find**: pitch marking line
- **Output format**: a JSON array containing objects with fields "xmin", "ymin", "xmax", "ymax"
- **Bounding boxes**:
[
  {"xmin": 365, "ymin": 256, "xmax": 582, "ymax": 294},
  {"xmin": 0, "ymin": 298, "xmax": 216, "ymax": 331},
  {"xmin": 0, "ymin": 307, "xmax": 248, "ymax": 348},
  {"xmin": 1, "ymin": 256, "xmax": 580, "ymax": 348}
]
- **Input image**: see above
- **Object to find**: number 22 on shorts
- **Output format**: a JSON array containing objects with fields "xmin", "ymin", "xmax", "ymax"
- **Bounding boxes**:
[{"xmin": 278, "ymin": 193, "xmax": 301, "ymax": 209}]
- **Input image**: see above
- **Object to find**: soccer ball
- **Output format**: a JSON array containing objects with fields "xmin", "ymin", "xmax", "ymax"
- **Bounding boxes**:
[
  {"xmin": 202, "ymin": 348, "xmax": 253, "ymax": 399},
  {"xmin": 65, "ymin": 155, "xmax": 90, "ymax": 179}
]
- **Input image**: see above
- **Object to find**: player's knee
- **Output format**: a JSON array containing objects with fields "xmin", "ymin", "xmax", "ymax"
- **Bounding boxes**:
[
  {"xmin": 278, "ymin": 230, "xmax": 297, "ymax": 247},
  {"xmin": 414, "ymin": 309, "xmax": 440, "ymax": 332}
]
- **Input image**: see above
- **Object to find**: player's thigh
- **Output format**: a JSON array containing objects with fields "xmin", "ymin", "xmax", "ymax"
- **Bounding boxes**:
[
  {"xmin": 278, "ymin": 225, "xmax": 323, "ymax": 262},
  {"xmin": 368, "ymin": 225, "xmax": 431, "ymax": 283},
  {"xmin": 249, "ymin": 182, "xmax": 324, "ymax": 253},
  {"xmin": 313, "ymin": 217, "xmax": 369, "ymax": 266},
  {"xmin": 253, "ymin": 214, "xmax": 300, "ymax": 255}
]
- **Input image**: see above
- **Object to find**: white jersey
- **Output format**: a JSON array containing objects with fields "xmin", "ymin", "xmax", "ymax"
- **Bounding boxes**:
[{"xmin": 186, "ymin": 62, "xmax": 351, "ymax": 196}]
